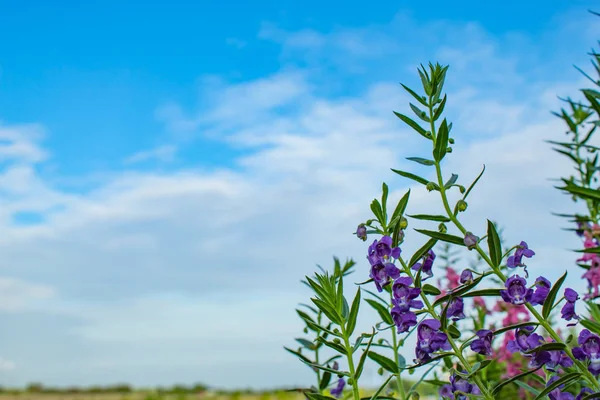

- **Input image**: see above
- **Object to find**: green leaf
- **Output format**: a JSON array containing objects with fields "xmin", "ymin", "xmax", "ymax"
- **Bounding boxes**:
[
  {"xmin": 355, "ymin": 329, "xmax": 376, "ymax": 379},
  {"xmin": 433, "ymin": 119, "xmax": 449, "ymax": 162},
  {"xmin": 367, "ymin": 375, "xmax": 395, "ymax": 400},
  {"xmin": 468, "ymin": 359, "xmax": 492, "ymax": 377},
  {"xmin": 370, "ymin": 199, "xmax": 385, "ymax": 225},
  {"xmin": 295, "ymin": 338, "xmax": 316, "ymax": 350},
  {"xmin": 447, "ymin": 324, "xmax": 461, "ymax": 339},
  {"xmin": 408, "ymin": 238, "xmax": 438, "ymax": 269},
  {"xmin": 558, "ymin": 183, "xmax": 600, "ymax": 201},
  {"xmin": 410, "ymin": 103, "xmax": 430, "ymax": 123},
  {"xmin": 381, "ymin": 183, "xmax": 389, "ymax": 222},
  {"xmin": 444, "ymin": 173, "xmax": 458, "ymax": 189},
  {"xmin": 432, "ymin": 94, "xmax": 447, "ymax": 121},
  {"xmin": 542, "ymin": 271, "xmax": 567, "ymax": 319},
  {"xmin": 524, "ymin": 342, "xmax": 566, "ymax": 354},
  {"xmin": 400, "ymin": 84, "xmax": 428, "ymax": 107},
  {"xmin": 487, "ymin": 220, "xmax": 502, "ymax": 268},
  {"xmin": 433, "ymin": 276, "xmax": 485, "ymax": 307},
  {"xmin": 311, "ymin": 298, "xmax": 341, "ymax": 325},
  {"xmin": 316, "ymin": 338, "xmax": 347, "ymax": 354},
  {"xmin": 575, "ymin": 246, "xmax": 600, "ymax": 254},
  {"xmin": 461, "ymin": 288, "xmax": 502, "ymax": 298},
  {"xmin": 284, "ymin": 346, "xmax": 312, "ymax": 364},
  {"xmin": 407, "ymin": 214, "xmax": 451, "ymax": 222},
  {"xmin": 513, "ymin": 381, "xmax": 541, "ymax": 396},
  {"xmin": 422, "ymin": 284, "xmax": 442, "ymax": 296},
  {"xmin": 346, "ymin": 289, "xmax": 361, "ymax": 337},
  {"xmin": 319, "ymin": 371, "xmax": 332, "ymax": 391},
  {"xmin": 391, "ymin": 169, "xmax": 429, "ymax": 186},
  {"xmin": 390, "ymin": 190, "xmax": 410, "ymax": 229},
  {"xmin": 366, "ymin": 299, "xmax": 393, "ymax": 325},
  {"xmin": 581, "ymin": 319, "xmax": 600, "ymax": 335},
  {"xmin": 463, "ymin": 165, "xmax": 486, "ymax": 200},
  {"xmin": 393, "ymin": 112, "xmax": 428, "ymax": 138},
  {"xmin": 533, "ymin": 372, "xmax": 581, "ymax": 400},
  {"xmin": 367, "ymin": 351, "xmax": 399, "ymax": 373},
  {"xmin": 415, "ymin": 229, "xmax": 465, "ymax": 246},
  {"xmin": 306, "ymin": 393, "xmax": 337, "ymax": 400},
  {"xmin": 492, "ymin": 367, "xmax": 542, "ymax": 395},
  {"xmin": 406, "ymin": 157, "xmax": 435, "ymax": 166},
  {"xmin": 493, "ymin": 322, "xmax": 539, "ymax": 336}
]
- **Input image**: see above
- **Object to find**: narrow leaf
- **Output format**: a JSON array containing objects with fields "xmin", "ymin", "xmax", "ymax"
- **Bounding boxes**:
[
  {"xmin": 393, "ymin": 112, "xmax": 428, "ymax": 138},
  {"xmin": 367, "ymin": 351, "xmax": 399, "ymax": 373},
  {"xmin": 391, "ymin": 169, "xmax": 429, "ymax": 186},
  {"xmin": 407, "ymin": 214, "xmax": 450, "ymax": 222},
  {"xmin": 542, "ymin": 271, "xmax": 567, "ymax": 319},
  {"xmin": 487, "ymin": 220, "xmax": 502, "ymax": 267},
  {"xmin": 406, "ymin": 157, "xmax": 435, "ymax": 166},
  {"xmin": 346, "ymin": 289, "xmax": 361, "ymax": 337},
  {"xmin": 415, "ymin": 229, "xmax": 465, "ymax": 246}
]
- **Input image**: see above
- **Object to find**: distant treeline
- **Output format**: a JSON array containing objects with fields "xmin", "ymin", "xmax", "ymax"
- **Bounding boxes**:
[{"xmin": 0, "ymin": 383, "xmax": 209, "ymax": 394}]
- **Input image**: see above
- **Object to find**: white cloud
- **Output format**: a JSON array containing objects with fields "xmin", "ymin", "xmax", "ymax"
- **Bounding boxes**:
[
  {"xmin": 123, "ymin": 145, "xmax": 177, "ymax": 165},
  {"xmin": 1, "ymin": 8, "xmax": 600, "ymax": 389}
]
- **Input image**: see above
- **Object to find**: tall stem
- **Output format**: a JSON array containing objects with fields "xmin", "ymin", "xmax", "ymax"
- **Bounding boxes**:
[
  {"xmin": 390, "ymin": 301, "xmax": 406, "ymax": 400},
  {"xmin": 341, "ymin": 325, "xmax": 362, "ymax": 400}
]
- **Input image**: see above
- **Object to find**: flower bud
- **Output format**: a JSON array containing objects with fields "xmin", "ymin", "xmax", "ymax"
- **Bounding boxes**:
[
  {"xmin": 463, "ymin": 232, "xmax": 479, "ymax": 250},
  {"xmin": 449, "ymin": 138, "xmax": 455, "ymax": 144},
  {"xmin": 438, "ymin": 223, "xmax": 447, "ymax": 233},
  {"xmin": 457, "ymin": 200, "xmax": 468, "ymax": 212},
  {"xmin": 426, "ymin": 182, "xmax": 436, "ymax": 191},
  {"xmin": 356, "ymin": 224, "xmax": 367, "ymax": 241},
  {"xmin": 446, "ymin": 147, "xmax": 452, "ymax": 153},
  {"xmin": 303, "ymin": 327, "xmax": 308, "ymax": 334},
  {"xmin": 347, "ymin": 378, "xmax": 354, "ymax": 386},
  {"xmin": 334, "ymin": 328, "xmax": 340, "ymax": 334},
  {"xmin": 410, "ymin": 393, "xmax": 420, "ymax": 400},
  {"xmin": 399, "ymin": 217, "xmax": 408, "ymax": 229},
  {"xmin": 333, "ymin": 338, "xmax": 341, "ymax": 344},
  {"xmin": 377, "ymin": 367, "xmax": 384, "ymax": 376}
]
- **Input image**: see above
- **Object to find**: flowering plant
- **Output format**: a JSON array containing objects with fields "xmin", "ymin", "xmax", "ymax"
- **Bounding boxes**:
[{"xmin": 286, "ymin": 26, "xmax": 600, "ymax": 400}]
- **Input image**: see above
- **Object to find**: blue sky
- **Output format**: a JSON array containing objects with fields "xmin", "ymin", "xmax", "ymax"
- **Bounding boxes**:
[{"xmin": 0, "ymin": 0, "xmax": 599, "ymax": 390}]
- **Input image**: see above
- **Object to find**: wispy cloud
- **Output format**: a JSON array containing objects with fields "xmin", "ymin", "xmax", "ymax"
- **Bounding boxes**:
[{"xmin": 0, "ymin": 6, "xmax": 598, "ymax": 389}]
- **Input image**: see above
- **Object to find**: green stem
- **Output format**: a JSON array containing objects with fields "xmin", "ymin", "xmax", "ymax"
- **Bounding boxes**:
[
  {"xmin": 341, "ymin": 325, "xmax": 361, "ymax": 400},
  {"xmin": 390, "ymin": 299, "xmax": 406, "ymax": 400}
]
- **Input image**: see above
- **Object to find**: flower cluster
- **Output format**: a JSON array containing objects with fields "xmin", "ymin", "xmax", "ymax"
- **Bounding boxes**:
[
  {"xmin": 439, "ymin": 373, "xmax": 481, "ymax": 399},
  {"xmin": 414, "ymin": 319, "xmax": 450, "ymax": 363},
  {"xmin": 507, "ymin": 326, "xmax": 572, "ymax": 370},
  {"xmin": 561, "ymin": 288, "xmax": 580, "ymax": 325},
  {"xmin": 507, "ymin": 241, "xmax": 535, "ymax": 276},
  {"xmin": 390, "ymin": 276, "xmax": 423, "ymax": 333},
  {"xmin": 367, "ymin": 235, "xmax": 402, "ymax": 292}
]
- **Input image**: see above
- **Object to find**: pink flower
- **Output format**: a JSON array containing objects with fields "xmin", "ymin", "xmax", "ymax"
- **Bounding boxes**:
[
  {"xmin": 583, "ymin": 266, "xmax": 600, "ymax": 300},
  {"xmin": 445, "ymin": 267, "xmax": 460, "ymax": 289}
]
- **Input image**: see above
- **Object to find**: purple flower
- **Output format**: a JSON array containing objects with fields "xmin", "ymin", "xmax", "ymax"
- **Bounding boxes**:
[
  {"xmin": 506, "ymin": 326, "xmax": 552, "ymax": 368},
  {"xmin": 390, "ymin": 307, "xmax": 417, "ymax": 333},
  {"xmin": 470, "ymin": 329, "xmax": 494, "ymax": 356},
  {"xmin": 561, "ymin": 288, "xmax": 580, "ymax": 325},
  {"xmin": 507, "ymin": 241, "xmax": 535, "ymax": 269},
  {"xmin": 367, "ymin": 236, "xmax": 402, "ymax": 292},
  {"xmin": 500, "ymin": 275, "xmax": 533, "ymax": 305},
  {"xmin": 414, "ymin": 319, "xmax": 451, "ymax": 363},
  {"xmin": 573, "ymin": 329, "xmax": 600, "ymax": 376},
  {"xmin": 450, "ymin": 373, "xmax": 481, "ymax": 400},
  {"xmin": 391, "ymin": 277, "xmax": 423, "ymax": 312},
  {"xmin": 447, "ymin": 297, "xmax": 465, "ymax": 321},
  {"xmin": 576, "ymin": 388, "xmax": 594, "ymax": 400},
  {"xmin": 547, "ymin": 376, "xmax": 575, "ymax": 400},
  {"xmin": 546, "ymin": 348, "xmax": 574, "ymax": 372},
  {"xmin": 369, "ymin": 262, "xmax": 401, "ymax": 292},
  {"xmin": 463, "ymin": 232, "xmax": 479, "ymax": 250},
  {"xmin": 411, "ymin": 249, "xmax": 436, "ymax": 280},
  {"xmin": 356, "ymin": 224, "xmax": 367, "ymax": 241},
  {"xmin": 530, "ymin": 276, "xmax": 551, "ymax": 306},
  {"xmin": 439, "ymin": 384, "xmax": 454, "ymax": 399},
  {"xmin": 459, "ymin": 269, "xmax": 473, "ymax": 284},
  {"xmin": 330, "ymin": 378, "xmax": 345, "ymax": 398}
]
